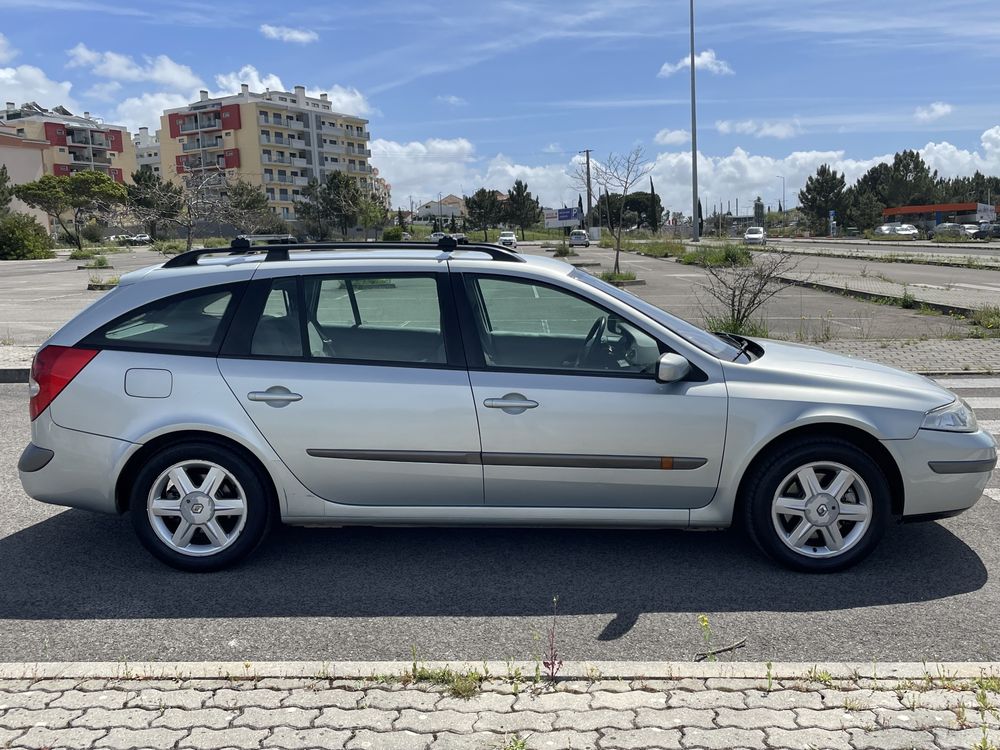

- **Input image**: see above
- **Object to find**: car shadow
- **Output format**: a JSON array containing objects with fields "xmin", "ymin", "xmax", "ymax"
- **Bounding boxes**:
[{"xmin": 0, "ymin": 510, "xmax": 987, "ymax": 640}]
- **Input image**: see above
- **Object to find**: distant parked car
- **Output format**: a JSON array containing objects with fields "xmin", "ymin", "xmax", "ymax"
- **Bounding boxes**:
[
  {"xmin": 743, "ymin": 226, "xmax": 767, "ymax": 246},
  {"xmin": 569, "ymin": 229, "xmax": 590, "ymax": 247},
  {"xmin": 129, "ymin": 233, "xmax": 152, "ymax": 245},
  {"xmin": 450, "ymin": 233, "xmax": 468, "ymax": 244},
  {"xmin": 927, "ymin": 223, "xmax": 963, "ymax": 240},
  {"xmin": 893, "ymin": 224, "xmax": 919, "ymax": 239},
  {"xmin": 981, "ymin": 223, "xmax": 1000, "ymax": 239},
  {"xmin": 428, "ymin": 232, "xmax": 447, "ymax": 242},
  {"xmin": 874, "ymin": 223, "xmax": 899, "ymax": 236},
  {"xmin": 962, "ymin": 224, "xmax": 989, "ymax": 240},
  {"xmin": 498, "ymin": 231, "xmax": 518, "ymax": 249},
  {"xmin": 401, "ymin": 232, "xmax": 412, "ymax": 241}
]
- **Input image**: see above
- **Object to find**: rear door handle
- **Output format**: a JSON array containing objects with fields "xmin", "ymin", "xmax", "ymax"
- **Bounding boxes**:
[
  {"xmin": 484, "ymin": 393, "xmax": 539, "ymax": 414},
  {"xmin": 248, "ymin": 386, "xmax": 302, "ymax": 407}
]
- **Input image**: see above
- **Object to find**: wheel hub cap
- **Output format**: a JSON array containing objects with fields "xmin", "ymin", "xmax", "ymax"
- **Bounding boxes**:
[
  {"xmin": 804, "ymin": 492, "xmax": 840, "ymax": 527},
  {"xmin": 180, "ymin": 491, "xmax": 215, "ymax": 524}
]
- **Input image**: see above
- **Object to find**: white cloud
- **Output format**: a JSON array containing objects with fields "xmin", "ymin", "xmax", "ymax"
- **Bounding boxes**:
[
  {"xmin": 436, "ymin": 94, "xmax": 467, "ymax": 107},
  {"xmin": 83, "ymin": 80, "xmax": 122, "ymax": 102},
  {"xmin": 542, "ymin": 142, "xmax": 563, "ymax": 153},
  {"xmin": 0, "ymin": 64, "xmax": 76, "ymax": 110},
  {"xmin": 0, "ymin": 33, "xmax": 18, "ymax": 64},
  {"xmin": 111, "ymin": 91, "xmax": 189, "ymax": 134},
  {"xmin": 658, "ymin": 49, "xmax": 733, "ymax": 78},
  {"xmin": 716, "ymin": 119, "xmax": 801, "ymax": 139},
  {"xmin": 914, "ymin": 101, "xmax": 953, "ymax": 122},
  {"xmin": 371, "ymin": 127, "xmax": 1000, "ymax": 216},
  {"xmin": 654, "ymin": 128, "xmax": 690, "ymax": 145},
  {"xmin": 259, "ymin": 24, "xmax": 318, "ymax": 44},
  {"xmin": 66, "ymin": 43, "xmax": 203, "ymax": 91},
  {"xmin": 212, "ymin": 65, "xmax": 373, "ymax": 116}
]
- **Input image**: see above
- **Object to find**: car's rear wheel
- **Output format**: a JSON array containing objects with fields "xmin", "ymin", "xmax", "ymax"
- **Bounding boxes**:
[
  {"xmin": 130, "ymin": 442, "xmax": 273, "ymax": 572},
  {"xmin": 743, "ymin": 438, "xmax": 891, "ymax": 572}
]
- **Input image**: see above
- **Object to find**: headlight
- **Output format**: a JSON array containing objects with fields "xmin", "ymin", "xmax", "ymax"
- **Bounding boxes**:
[{"xmin": 922, "ymin": 399, "xmax": 978, "ymax": 433}]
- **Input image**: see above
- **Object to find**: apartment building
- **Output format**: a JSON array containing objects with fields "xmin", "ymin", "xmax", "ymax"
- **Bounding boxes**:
[
  {"xmin": 159, "ymin": 84, "xmax": 373, "ymax": 221},
  {"xmin": 0, "ymin": 123, "xmax": 49, "ymax": 225},
  {"xmin": 0, "ymin": 102, "xmax": 137, "ymax": 184},
  {"xmin": 133, "ymin": 127, "xmax": 161, "ymax": 175}
]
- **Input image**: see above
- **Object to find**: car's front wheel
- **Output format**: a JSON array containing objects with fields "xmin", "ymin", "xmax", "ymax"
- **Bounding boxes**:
[
  {"xmin": 743, "ymin": 438, "xmax": 891, "ymax": 572},
  {"xmin": 130, "ymin": 442, "xmax": 274, "ymax": 572}
]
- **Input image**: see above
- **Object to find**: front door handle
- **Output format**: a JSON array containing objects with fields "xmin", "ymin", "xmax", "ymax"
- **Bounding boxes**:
[
  {"xmin": 248, "ymin": 386, "xmax": 302, "ymax": 407},
  {"xmin": 484, "ymin": 392, "xmax": 539, "ymax": 414}
]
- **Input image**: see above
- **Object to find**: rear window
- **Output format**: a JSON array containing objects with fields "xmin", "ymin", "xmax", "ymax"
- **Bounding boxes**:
[{"xmin": 79, "ymin": 284, "xmax": 240, "ymax": 354}]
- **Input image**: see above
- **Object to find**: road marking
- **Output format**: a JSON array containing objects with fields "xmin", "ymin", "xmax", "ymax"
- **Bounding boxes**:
[
  {"xmin": 952, "ymin": 283, "xmax": 1000, "ymax": 292},
  {"xmin": 977, "ymin": 420, "xmax": 999, "ymax": 436},
  {"xmin": 964, "ymin": 397, "xmax": 1000, "ymax": 409},
  {"xmin": 934, "ymin": 378, "xmax": 1000, "ymax": 389}
]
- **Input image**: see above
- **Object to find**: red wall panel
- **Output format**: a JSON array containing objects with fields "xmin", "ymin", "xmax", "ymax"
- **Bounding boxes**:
[
  {"xmin": 52, "ymin": 163, "xmax": 71, "ymax": 176},
  {"xmin": 105, "ymin": 129, "xmax": 124, "ymax": 153},
  {"xmin": 224, "ymin": 149, "xmax": 240, "ymax": 169},
  {"xmin": 220, "ymin": 104, "xmax": 242, "ymax": 130},
  {"xmin": 44, "ymin": 122, "xmax": 67, "ymax": 146}
]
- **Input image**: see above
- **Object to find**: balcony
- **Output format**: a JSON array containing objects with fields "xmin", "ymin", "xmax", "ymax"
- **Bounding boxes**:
[
  {"xmin": 287, "ymin": 137, "xmax": 306, "ymax": 147},
  {"xmin": 264, "ymin": 155, "xmax": 291, "ymax": 165},
  {"xmin": 92, "ymin": 155, "xmax": 112, "ymax": 165},
  {"xmin": 292, "ymin": 176, "xmax": 309, "ymax": 186},
  {"xmin": 323, "ymin": 144, "xmax": 345, "ymax": 155},
  {"xmin": 180, "ymin": 118, "xmax": 220, "ymax": 132},
  {"xmin": 355, "ymin": 130, "xmax": 369, "ymax": 140},
  {"xmin": 288, "ymin": 120, "xmax": 305, "ymax": 130},
  {"xmin": 322, "ymin": 125, "xmax": 345, "ymax": 136},
  {"xmin": 291, "ymin": 156, "xmax": 307, "ymax": 167},
  {"xmin": 260, "ymin": 135, "xmax": 271, "ymax": 145}
]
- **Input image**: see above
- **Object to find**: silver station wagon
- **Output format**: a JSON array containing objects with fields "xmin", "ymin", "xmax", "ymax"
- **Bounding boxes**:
[{"xmin": 18, "ymin": 239, "xmax": 997, "ymax": 572}]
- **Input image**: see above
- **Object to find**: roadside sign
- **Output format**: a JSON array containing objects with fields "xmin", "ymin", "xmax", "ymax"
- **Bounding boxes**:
[{"xmin": 544, "ymin": 207, "xmax": 583, "ymax": 228}]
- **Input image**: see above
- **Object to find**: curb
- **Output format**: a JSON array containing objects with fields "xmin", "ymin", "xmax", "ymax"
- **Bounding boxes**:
[
  {"xmin": 775, "ymin": 274, "xmax": 976, "ymax": 316},
  {"xmin": 0, "ymin": 368, "xmax": 29, "ymax": 384},
  {"xmin": 1, "ymin": 661, "xmax": 999, "ymax": 682}
]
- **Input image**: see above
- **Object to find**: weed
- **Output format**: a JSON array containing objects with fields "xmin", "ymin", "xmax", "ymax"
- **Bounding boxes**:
[
  {"xmin": 598, "ymin": 270, "xmax": 637, "ymax": 282},
  {"xmin": 498, "ymin": 735, "xmax": 529, "ymax": 750},
  {"xmin": 954, "ymin": 702, "xmax": 971, "ymax": 728},
  {"xmin": 899, "ymin": 287, "xmax": 917, "ymax": 309},
  {"xmin": 704, "ymin": 313, "xmax": 770, "ymax": 338},
  {"xmin": 543, "ymin": 596, "xmax": 563, "ymax": 682},
  {"xmin": 586, "ymin": 666, "xmax": 603, "ymax": 684},
  {"xmin": 972, "ymin": 305, "xmax": 1000, "ymax": 331},
  {"xmin": 153, "ymin": 239, "xmax": 186, "ymax": 256},
  {"xmin": 765, "ymin": 661, "xmax": 774, "ymax": 692},
  {"xmin": 400, "ymin": 647, "xmax": 485, "ymax": 698},
  {"xmin": 975, "ymin": 676, "xmax": 1000, "ymax": 694},
  {"xmin": 90, "ymin": 254, "xmax": 110, "ymax": 269},
  {"xmin": 697, "ymin": 615, "xmax": 715, "ymax": 663},
  {"xmin": 806, "ymin": 666, "xmax": 834, "ymax": 687},
  {"xmin": 69, "ymin": 248, "xmax": 97, "ymax": 260},
  {"xmin": 679, "ymin": 244, "xmax": 752, "ymax": 268},
  {"xmin": 843, "ymin": 697, "xmax": 868, "ymax": 712}
]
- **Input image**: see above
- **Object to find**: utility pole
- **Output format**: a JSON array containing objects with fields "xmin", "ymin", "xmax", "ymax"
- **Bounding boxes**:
[
  {"xmin": 579, "ymin": 149, "xmax": 593, "ymax": 226},
  {"xmin": 437, "ymin": 191, "xmax": 443, "ymax": 229},
  {"xmin": 689, "ymin": 0, "xmax": 699, "ymax": 243},
  {"xmin": 777, "ymin": 175, "xmax": 785, "ymax": 229}
]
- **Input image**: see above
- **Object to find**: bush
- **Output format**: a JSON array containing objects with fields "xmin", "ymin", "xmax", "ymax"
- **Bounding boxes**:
[
  {"xmin": 199, "ymin": 236, "xmax": 231, "ymax": 248},
  {"xmin": 153, "ymin": 239, "xmax": 186, "ymax": 255},
  {"xmin": 680, "ymin": 244, "xmax": 752, "ymax": 267},
  {"xmin": 69, "ymin": 248, "xmax": 96, "ymax": 260},
  {"xmin": 56, "ymin": 230, "xmax": 77, "ymax": 246},
  {"xmin": 91, "ymin": 255, "xmax": 110, "ymax": 268},
  {"xmin": 382, "ymin": 226, "xmax": 403, "ymax": 241},
  {"xmin": 0, "ymin": 213, "xmax": 55, "ymax": 260},
  {"xmin": 80, "ymin": 222, "xmax": 105, "ymax": 243}
]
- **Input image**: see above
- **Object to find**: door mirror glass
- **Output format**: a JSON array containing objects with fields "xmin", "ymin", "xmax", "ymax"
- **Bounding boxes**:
[{"xmin": 656, "ymin": 353, "xmax": 690, "ymax": 383}]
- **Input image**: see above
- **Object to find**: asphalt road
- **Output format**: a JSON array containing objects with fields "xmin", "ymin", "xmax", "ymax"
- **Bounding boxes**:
[
  {"xmin": 1, "ymin": 378, "xmax": 998, "ymax": 665},
  {"xmin": 777, "ymin": 237, "xmax": 1000, "ymax": 259}
]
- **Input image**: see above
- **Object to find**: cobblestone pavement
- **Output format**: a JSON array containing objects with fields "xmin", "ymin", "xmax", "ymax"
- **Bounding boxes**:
[{"xmin": 2, "ymin": 669, "xmax": 999, "ymax": 749}]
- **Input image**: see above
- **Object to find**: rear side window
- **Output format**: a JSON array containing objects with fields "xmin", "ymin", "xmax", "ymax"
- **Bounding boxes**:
[{"xmin": 80, "ymin": 284, "xmax": 239, "ymax": 354}]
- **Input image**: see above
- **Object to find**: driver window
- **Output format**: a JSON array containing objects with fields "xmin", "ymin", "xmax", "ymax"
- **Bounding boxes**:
[{"xmin": 469, "ymin": 276, "xmax": 661, "ymax": 375}]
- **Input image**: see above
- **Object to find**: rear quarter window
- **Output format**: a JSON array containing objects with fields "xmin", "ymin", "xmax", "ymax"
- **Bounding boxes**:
[{"xmin": 79, "ymin": 284, "xmax": 242, "ymax": 354}]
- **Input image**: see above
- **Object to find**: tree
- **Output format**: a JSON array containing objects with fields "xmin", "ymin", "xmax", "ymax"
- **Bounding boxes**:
[
  {"xmin": 753, "ymin": 196, "xmax": 765, "ymax": 226},
  {"xmin": 844, "ymin": 186, "xmax": 885, "ymax": 231},
  {"xmin": 648, "ymin": 176, "xmax": 660, "ymax": 232},
  {"xmin": 224, "ymin": 179, "xmax": 278, "ymax": 235},
  {"xmin": 0, "ymin": 212, "xmax": 53, "ymax": 260},
  {"xmin": 623, "ymin": 191, "xmax": 663, "ymax": 230},
  {"xmin": 798, "ymin": 164, "xmax": 847, "ymax": 235},
  {"xmin": 697, "ymin": 198, "xmax": 704, "ymax": 237},
  {"xmin": 884, "ymin": 149, "xmax": 937, "ymax": 207},
  {"xmin": 356, "ymin": 191, "xmax": 388, "ymax": 240},
  {"xmin": 15, "ymin": 171, "xmax": 126, "ymax": 252},
  {"xmin": 698, "ymin": 251, "xmax": 800, "ymax": 335},
  {"xmin": 0, "ymin": 165, "xmax": 14, "ymax": 215},
  {"xmin": 295, "ymin": 171, "xmax": 361, "ymax": 239},
  {"xmin": 448, "ymin": 214, "xmax": 458, "ymax": 233},
  {"xmin": 464, "ymin": 187, "xmax": 503, "ymax": 240},
  {"xmin": 582, "ymin": 147, "xmax": 652, "ymax": 273},
  {"xmin": 396, "ymin": 207, "xmax": 408, "ymax": 231},
  {"xmin": 577, "ymin": 194, "xmax": 585, "ymax": 229},
  {"xmin": 504, "ymin": 179, "xmax": 542, "ymax": 240},
  {"xmin": 127, "ymin": 167, "xmax": 181, "ymax": 240}
]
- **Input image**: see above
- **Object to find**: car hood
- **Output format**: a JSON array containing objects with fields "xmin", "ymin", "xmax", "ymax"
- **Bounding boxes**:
[{"xmin": 722, "ymin": 338, "xmax": 955, "ymax": 413}]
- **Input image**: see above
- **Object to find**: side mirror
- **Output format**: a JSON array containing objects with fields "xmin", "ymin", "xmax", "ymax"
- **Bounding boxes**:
[{"xmin": 656, "ymin": 353, "xmax": 690, "ymax": 383}]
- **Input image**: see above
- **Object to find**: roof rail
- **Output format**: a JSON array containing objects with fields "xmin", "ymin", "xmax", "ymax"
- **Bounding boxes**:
[{"xmin": 161, "ymin": 236, "xmax": 524, "ymax": 268}]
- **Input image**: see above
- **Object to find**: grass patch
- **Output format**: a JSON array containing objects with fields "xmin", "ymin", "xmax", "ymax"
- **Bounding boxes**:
[
  {"xmin": 69, "ymin": 248, "xmax": 97, "ymax": 260},
  {"xmin": 198, "ymin": 236, "xmax": 232, "ymax": 248},
  {"xmin": 704, "ymin": 313, "xmax": 769, "ymax": 337},
  {"xmin": 972, "ymin": 305, "xmax": 1000, "ymax": 331},
  {"xmin": 679, "ymin": 245, "xmax": 751, "ymax": 267},
  {"xmin": 153, "ymin": 239, "xmax": 186, "ymax": 256},
  {"xmin": 631, "ymin": 239, "xmax": 686, "ymax": 258},
  {"xmin": 599, "ymin": 270, "xmax": 637, "ymax": 282}
]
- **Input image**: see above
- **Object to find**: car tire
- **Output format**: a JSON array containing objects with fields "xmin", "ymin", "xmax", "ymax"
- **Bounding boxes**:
[
  {"xmin": 129, "ymin": 441, "xmax": 274, "ymax": 572},
  {"xmin": 742, "ymin": 437, "xmax": 891, "ymax": 573}
]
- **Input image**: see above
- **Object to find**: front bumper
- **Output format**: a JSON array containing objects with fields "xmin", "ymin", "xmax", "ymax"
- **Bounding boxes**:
[
  {"xmin": 884, "ymin": 427, "xmax": 997, "ymax": 518},
  {"xmin": 18, "ymin": 412, "xmax": 136, "ymax": 514}
]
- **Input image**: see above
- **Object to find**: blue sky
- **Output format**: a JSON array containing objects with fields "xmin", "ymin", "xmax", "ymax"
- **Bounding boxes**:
[{"xmin": 3, "ymin": 0, "xmax": 1000, "ymax": 213}]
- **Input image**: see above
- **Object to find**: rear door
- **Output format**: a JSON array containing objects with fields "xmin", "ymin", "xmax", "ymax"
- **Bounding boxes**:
[{"xmin": 218, "ymin": 268, "xmax": 483, "ymax": 506}]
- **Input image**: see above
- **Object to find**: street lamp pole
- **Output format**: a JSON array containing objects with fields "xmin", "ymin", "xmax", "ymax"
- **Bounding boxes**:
[
  {"xmin": 438, "ymin": 191, "xmax": 443, "ymax": 230},
  {"xmin": 689, "ymin": 0, "xmax": 699, "ymax": 243}
]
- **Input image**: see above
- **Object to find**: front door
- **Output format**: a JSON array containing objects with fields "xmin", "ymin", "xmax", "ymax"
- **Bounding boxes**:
[
  {"xmin": 458, "ymin": 273, "xmax": 727, "ymax": 509},
  {"xmin": 219, "ymin": 272, "xmax": 483, "ymax": 506}
]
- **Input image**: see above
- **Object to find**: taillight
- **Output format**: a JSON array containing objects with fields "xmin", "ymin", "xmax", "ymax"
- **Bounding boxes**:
[{"xmin": 29, "ymin": 345, "xmax": 99, "ymax": 421}]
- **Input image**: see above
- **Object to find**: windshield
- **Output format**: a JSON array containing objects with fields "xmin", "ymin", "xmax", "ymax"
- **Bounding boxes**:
[{"xmin": 571, "ymin": 269, "xmax": 742, "ymax": 359}]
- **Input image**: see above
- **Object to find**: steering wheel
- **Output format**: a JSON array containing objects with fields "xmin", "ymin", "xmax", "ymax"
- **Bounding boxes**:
[{"xmin": 576, "ymin": 316, "xmax": 608, "ymax": 367}]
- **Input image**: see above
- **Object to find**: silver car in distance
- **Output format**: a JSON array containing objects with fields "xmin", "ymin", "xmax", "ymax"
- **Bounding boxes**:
[{"xmin": 18, "ymin": 239, "xmax": 997, "ymax": 572}]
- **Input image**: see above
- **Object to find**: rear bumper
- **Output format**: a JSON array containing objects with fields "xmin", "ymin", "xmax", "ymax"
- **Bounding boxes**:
[
  {"xmin": 885, "ymin": 428, "xmax": 997, "ymax": 518},
  {"xmin": 19, "ymin": 414, "xmax": 135, "ymax": 514}
]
